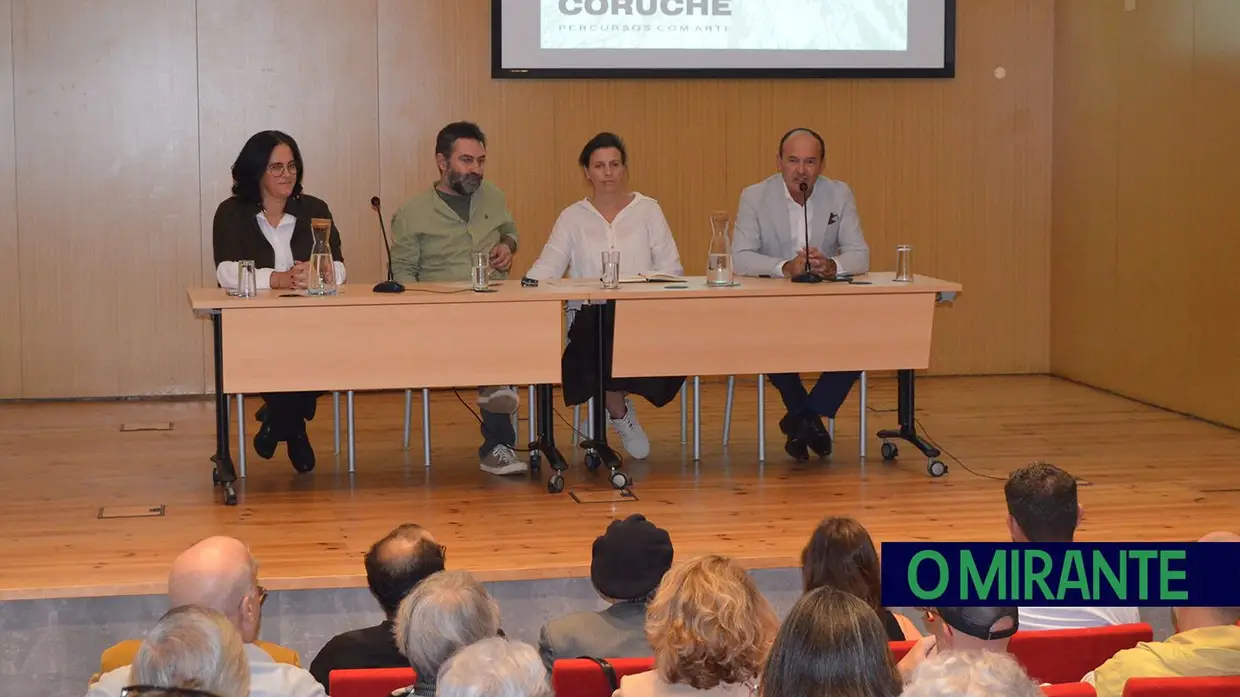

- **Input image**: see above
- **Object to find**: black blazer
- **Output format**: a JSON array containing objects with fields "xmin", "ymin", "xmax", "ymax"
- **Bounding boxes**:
[{"xmin": 212, "ymin": 193, "xmax": 345, "ymax": 269}]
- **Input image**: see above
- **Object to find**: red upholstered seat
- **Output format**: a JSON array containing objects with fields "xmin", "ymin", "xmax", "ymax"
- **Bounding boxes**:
[
  {"xmin": 1042, "ymin": 683, "xmax": 1097, "ymax": 696},
  {"xmin": 329, "ymin": 667, "xmax": 417, "ymax": 697},
  {"xmin": 888, "ymin": 623, "xmax": 1154, "ymax": 685},
  {"xmin": 552, "ymin": 657, "xmax": 657, "ymax": 697},
  {"xmin": 1121, "ymin": 676, "xmax": 1240, "ymax": 696}
]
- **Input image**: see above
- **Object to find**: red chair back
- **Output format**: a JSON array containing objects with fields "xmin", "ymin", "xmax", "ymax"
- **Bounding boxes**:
[
  {"xmin": 888, "ymin": 624, "xmax": 1152, "ymax": 684},
  {"xmin": 553, "ymin": 658, "xmax": 656, "ymax": 697},
  {"xmin": 1042, "ymin": 684, "xmax": 1096, "ymax": 696},
  {"xmin": 329, "ymin": 667, "xmax": 417, "ymax": 697},
  {"xmin": 1122, "ymin": 676, "xmax": 1240, "ymax": 696},
  {"xmin": 1010, "ymin": 623, "xmax": 1153, "ymax": 684}
]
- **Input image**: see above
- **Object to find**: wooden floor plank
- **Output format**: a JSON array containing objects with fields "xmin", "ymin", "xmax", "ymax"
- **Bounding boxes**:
[{"xmin": 0, "ymin": 376, "xmax": 1236, "ymax": 600}]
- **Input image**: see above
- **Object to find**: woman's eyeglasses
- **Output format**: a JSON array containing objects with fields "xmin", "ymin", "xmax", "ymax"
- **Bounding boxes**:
[
  {"xmin": 267, "ymin": 162, "xmax": 298, "ymax": 176},
  {"xmin": 121, "ymin": 686, "xmax": 221, "ymax": 697}
]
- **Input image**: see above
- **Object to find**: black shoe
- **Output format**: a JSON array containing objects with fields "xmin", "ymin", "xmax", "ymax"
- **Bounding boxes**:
[
  {"xmin": 801, "ymin": 417, "xmax": 833, "ymax": 458},
  {"xmin": 287, "ymin": 430, "xmax": 315, "ymax": 473},
  {"xmin": 253, "ymin": 409, "xmax": 277, "ymax": 460},
  {"xmin": 778, "ymin": 412, "xmax": 810, "ymax": 461},
  {"xmin": 784, "ymin": 436, "xmax": 810, "ymax": 462}
]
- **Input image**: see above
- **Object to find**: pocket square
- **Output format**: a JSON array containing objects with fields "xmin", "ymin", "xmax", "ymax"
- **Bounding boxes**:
[{"xmin": 828, "ymin": 212, "xmax": 840, "ymax": 225}]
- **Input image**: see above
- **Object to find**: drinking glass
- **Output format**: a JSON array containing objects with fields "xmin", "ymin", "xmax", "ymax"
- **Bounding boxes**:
[
  {"xmin": 601, "ymin": 250, "xmax": 620, "ymax": 289},
  {"xmin": 472, "ymin": 251, "xmax": 490, "ymax": 291}
]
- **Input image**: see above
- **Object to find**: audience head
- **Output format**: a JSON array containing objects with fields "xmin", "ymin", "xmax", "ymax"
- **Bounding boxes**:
[
  {"xmin": 437, "ymin": 637, "xmax": 551, "ymax": 697},
  {"xmin": 1005, "ymin": 461, "xmax": 1081, "ymax": 542},
  {"xmin": 924, "ymin": 606, "xmax": 1019, "ymax": 653},
  {"xmin": 394, "ymin": 570, "xmax": 501, "ymax": 681},
  {"xmin": 435, "ymin": 121, "xmax": 487, "ymax": 195},
  {"xmin": 760, "ymin": 586, "xmax": 901, "ymax": 697},
  {"xmin": 591, "ymin": 514, "xmax": 674, "ymax": 603},
  {"xmin": 646, "ymin": 554, "xmax": 778, "ymax": 690},
  {"xmin": 230, "ymin": 130, "xmax": 303, "ymax": 205},
  {"xmin": 167, "ymin": 537, "xmax": 264, "ymax": 643},
  {"xmin": 1172, "ymin": 531, "xmax": 1240, "ymax": 632},
  {"xmin": 777, "ymin": 128, "xmax": 825, "ymax": 196},
  {"xmin": 127, "ymin": 605, "xmax": 250, "ymax": 697},
  {"xmin": 800, "ymin": 516, "xmax": 885, "ymax": 611},
  {"xmin": 577, "ymin": 132, "xmax": 628, "ymax": 195},
  {"xmin": 364, "ymin": 523, "xmax": 446, "ymax": 619},
  {"xmin": 900, "ymin": 650, "xmax": 1042, "ymax": 697}
]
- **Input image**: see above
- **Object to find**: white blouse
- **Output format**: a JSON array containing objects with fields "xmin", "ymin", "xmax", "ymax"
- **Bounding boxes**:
[{"xmin": 525, "ymin": 193, "xmax": 683, "ymax": 282}]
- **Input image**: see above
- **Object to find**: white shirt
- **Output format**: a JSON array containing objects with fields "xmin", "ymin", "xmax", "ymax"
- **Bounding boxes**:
[
  {"xmin": 1017, "ymin": 606, "xmax": 1142, "ymax": 632},
  {"xmin": 525, "ymin": 193, "xmax": 683, "ymax": 282},
  {"xmin": 215, "ymin": 212, "xmax": 348, "ymax": 291},
  {"xmin": 773, "ymin": 182, "xmax": 846, "ymax": 278},
  {"xmin": 86, "ymin": 642, "xmax": 327, "ymax": 697}
]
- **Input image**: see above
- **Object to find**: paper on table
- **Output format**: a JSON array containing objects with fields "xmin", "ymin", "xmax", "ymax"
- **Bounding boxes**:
[{"xmin": 618, "ymin": 273, "xmax": 685, "ymax": 283}]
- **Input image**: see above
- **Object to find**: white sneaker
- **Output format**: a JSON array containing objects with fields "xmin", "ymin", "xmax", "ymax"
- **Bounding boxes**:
[
  {"xmin": 477, "ymin": 386, "xmax": 519, "ymax": 415},
  {"xmin": 480, "ymin": 444, "xmax": 528, "ymax": 476},
  {"xmin": 609, "ymin": 397, "xmax": 651, "ymax": 460}
]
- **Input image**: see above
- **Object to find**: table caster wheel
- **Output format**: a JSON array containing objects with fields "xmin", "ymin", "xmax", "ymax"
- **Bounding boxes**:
[
  {"xmin": 547, "ymin": 475, "xmax": 564, "ymax": 494},
  {"xmin": 609, "ymin": 471, "xmax": 631, "ymax": 490},
  {"xmin": 223, "ymin": 483, "xmax": 238, "ymax": 505},
  {"xmin": 529, "ymin": 451, "xmax": 542, "ymax": 472},
  {"xmin": 584, "ymin": 451, "xmax": 601, "ymax": 471},
  {"xmin": 881, "ymin": 441, "xmax": 899, "ymax": 461},
  {"xmin": 928, "ymin": 459, "xmax": 948, "ymax": 477}
]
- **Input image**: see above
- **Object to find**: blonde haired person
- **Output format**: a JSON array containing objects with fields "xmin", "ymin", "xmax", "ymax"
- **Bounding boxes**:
[{"xmin": 615, "ymin": 555, "xmax": 778, "ymax": 697}]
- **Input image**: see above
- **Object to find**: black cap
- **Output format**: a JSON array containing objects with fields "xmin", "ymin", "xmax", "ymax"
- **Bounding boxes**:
[
  {"xmin": 591, "ymin": 514, "xmax": 674, "ymax": 601},
  {"xmin": 935, "ymin": 606, "xmax": 1019, "ymax": 640}
]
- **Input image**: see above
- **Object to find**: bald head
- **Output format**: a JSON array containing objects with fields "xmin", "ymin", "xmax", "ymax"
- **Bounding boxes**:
[
  {"xmin": 365, "ymin": 523, "xmax": 446, "ymax": 618},
  {"xmin": 1199, "ymin": 531, "xmax": 1240, "ymax": 543},
  {"xmin": 168, "ymin": 537, "xmax": 258, "ymax": 627}
]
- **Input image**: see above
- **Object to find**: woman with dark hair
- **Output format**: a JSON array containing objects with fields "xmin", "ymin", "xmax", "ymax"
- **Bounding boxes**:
[
  {"xmin": 212, "ymin": 130, "xmax": 346, "ymax": 473},
  {"xmin": 760, "ymin": 586, "xmax": 903, "ymax": 697},
  {"xmin": 524, "ymin": 132, "xmax": 684, "ymax": 460},
  {"xmin": 801, "ymin": 516, "xmax": 921, "ymax": 641}
]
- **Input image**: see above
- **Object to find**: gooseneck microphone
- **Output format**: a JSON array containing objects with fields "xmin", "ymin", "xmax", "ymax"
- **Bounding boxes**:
[
  {"xmin": 371, "ymin": 196, "xmax": 405, "ymax": 294},
  {"xmin": 790, "ymin": 181, "xmax": 823, "ymax": 284}
]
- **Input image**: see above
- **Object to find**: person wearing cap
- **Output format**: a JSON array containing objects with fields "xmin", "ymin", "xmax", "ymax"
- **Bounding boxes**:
[
  {"xmin": 896, "ymin": 606, "xmax": 1020, "ymax": 681},
  {"xmin": 538, "ymin": 514, "xmax": 674, "ymax": 671}
]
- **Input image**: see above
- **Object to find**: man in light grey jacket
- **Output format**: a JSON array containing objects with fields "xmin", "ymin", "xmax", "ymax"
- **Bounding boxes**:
[{"xmin": 733, "ymin": 128, "xmax": 870, "ymax": 462}]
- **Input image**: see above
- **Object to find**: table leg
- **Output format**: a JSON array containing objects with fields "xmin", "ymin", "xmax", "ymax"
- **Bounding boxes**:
[
  {"xmin": 210, "ymin": 312, "xmax": 238, "ymax": 506},
  {"xmin": 532, "ymin": 383, "xmax": 568, "ymax": 493},
  {"xmin": 583, "ymin": 301, "xmax": 626, "ymax": 487},
  {"xmin": 876, "ymin": 369, "xmax": 945, "ymax": 475}
]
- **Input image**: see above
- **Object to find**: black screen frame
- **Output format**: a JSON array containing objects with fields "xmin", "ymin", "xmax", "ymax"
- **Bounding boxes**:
[{"xmin": 491, "ymin": 0, "xmax": 956, "ymax": 80}]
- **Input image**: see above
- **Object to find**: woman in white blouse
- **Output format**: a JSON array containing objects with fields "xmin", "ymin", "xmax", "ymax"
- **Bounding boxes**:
[{"xmin": 525, "ymin": 132, "xmax": 685, "ymax": 460}]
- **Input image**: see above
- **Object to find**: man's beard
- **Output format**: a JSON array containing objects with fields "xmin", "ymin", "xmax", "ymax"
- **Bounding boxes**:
[{"xmin": 448, "ymin": 169, "xmax": 482, "ymax": 196}]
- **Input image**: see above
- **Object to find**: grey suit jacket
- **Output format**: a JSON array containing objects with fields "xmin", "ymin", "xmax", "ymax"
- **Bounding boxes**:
[
  {"xmin": 732, "ymin": 173, "xmax": 869, "ymax": 277},
  {"xmin": 538, "ymin": 602, "xmax": 651, "ymax": 672}
]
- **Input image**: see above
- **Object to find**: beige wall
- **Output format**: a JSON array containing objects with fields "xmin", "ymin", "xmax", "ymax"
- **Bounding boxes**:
[
  {"xmin": 0, "ymin": 0, "xmax": 1054, "ymax": 399},
  {"xmin": 1051, "ymin": 0, "xmax": 1240, "ymax": 429}
]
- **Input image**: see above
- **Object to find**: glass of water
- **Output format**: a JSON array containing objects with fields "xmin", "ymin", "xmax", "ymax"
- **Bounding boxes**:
[
  {"xmin": 471, "ymin": 251, "xmax": 490, "ymax": 291},
  {"xmin": 236, "ymin": 260, "xmax": 257, "ymax": 298},
  {"xmin": 895, "ymin": 244, "xmax": 913, "ymax": 282},
  {"xmin": 601, "ymin": 250, "xmax": 620, "ymax": 289}
]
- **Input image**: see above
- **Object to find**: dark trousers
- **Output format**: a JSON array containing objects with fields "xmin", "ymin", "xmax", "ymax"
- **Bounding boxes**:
[
  {"xmin": 478, "ymin": 388, "xmax": 517, "ymax": 459},
  {"xmin": 767, "ymin": 371, "xmax": 860, "ymax": 422},
  {"xmin": 259, "ymin": 391, "xmax": 319, "ymax": 439}
]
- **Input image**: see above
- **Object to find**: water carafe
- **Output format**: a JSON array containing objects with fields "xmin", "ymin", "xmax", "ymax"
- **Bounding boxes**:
[
  {"xmin": 707, "ymin": 211, "xmax": 734, "ymax": 287},
  {"xmin": 307, "ymin": 218, "xmax": 338, "ymax": 296}
]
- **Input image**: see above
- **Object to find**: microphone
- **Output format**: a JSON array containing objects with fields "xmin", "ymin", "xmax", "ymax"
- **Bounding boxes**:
[
  {"xmin": 790, "ymin": 181, "xmax": 823, "ymax": 284},
  {"xmin": 370, "ymin": 196, "xmax": 405, "ymax": 294}
]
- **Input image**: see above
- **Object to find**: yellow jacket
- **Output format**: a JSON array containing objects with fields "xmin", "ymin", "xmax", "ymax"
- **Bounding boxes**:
[
  {"xmin": 91, "ymin": 638, "xmax": 301, "ymax": 683},
  {"xmin": 1088, "ymin": 625, "xmax": 1240, "ymax": 697}
]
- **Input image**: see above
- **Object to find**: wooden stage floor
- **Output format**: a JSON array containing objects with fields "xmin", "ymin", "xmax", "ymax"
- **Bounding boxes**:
[{"xmin": 1, "ymin": 375, "xmax": 1237, "ymax": 601}]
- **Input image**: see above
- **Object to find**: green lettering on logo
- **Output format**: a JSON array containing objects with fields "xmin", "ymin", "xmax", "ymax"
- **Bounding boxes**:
[
  {"xmin": 1130, "ymin": 550, "xmax": 1157, "ymax": 600},
  {"xmin": 1058, "ymin": 549, "xmax": 1091, "ymax": 601},
  {"xmin": 1093, "ymin": 550, "xmax": 1127, "ymax": 600},
  {"xmin": 962, "ymin": 550, "xmax": 1004, "ymax": 601},
  {"xmin": 1159, "ymin": 550, "xmax": 1188, "ymax": 601},
  {"xmin": 909, "ymin": 551, "xmax": 949, "ymax": 600},
  {"xmin": 1023, "ymin": 549, "xmax": 1055, "ymax": 601}
]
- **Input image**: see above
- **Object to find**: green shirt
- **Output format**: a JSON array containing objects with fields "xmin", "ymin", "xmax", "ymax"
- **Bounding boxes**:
[{"xmin": 389, "ymin": 181, "xmax": 519, "ymax": 283}]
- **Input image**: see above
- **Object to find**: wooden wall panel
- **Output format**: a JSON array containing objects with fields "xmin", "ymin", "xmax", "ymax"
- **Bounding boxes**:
[
  {"xmin": 12, "ymin": 0, "xmax": 202, "ymax": 398},
  {"xmin": 0, "ymin": 0, "xmax": 20, "ymax": 398},
  {"xmin": 377, "ymin": 0, "xmax": 557, "ymax": 279},
  {"xmin": 1050, "ymin": 0, "xmax": 1120, "ymax": 388},
  {"xmin": 1051, "ymin": 0, "xmax": 1240, "ymax": 429}
]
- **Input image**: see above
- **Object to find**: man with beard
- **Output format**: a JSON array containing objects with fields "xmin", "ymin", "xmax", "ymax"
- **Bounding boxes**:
[
  {"xmin": 390, "ymin": 121, "xmax": 526, "ymax": 476},
  {"xmin": 732, "ymin": 128, "xmax": 870, "ymax": 463}
]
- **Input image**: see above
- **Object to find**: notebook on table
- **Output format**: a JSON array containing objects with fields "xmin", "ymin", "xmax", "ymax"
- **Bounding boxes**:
[{"xmin": 618, "ymin": 273, "xmax": 684, "ymax": 283}]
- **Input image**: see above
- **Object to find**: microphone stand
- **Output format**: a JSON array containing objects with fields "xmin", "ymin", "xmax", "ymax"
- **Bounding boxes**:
[
  {"xmin": 371, "ymin": 196, "xmax": 405, "ymax": 293},
  {"xmin": 790, "ymin": 181, "xmax": 823, "ymax": 284}
]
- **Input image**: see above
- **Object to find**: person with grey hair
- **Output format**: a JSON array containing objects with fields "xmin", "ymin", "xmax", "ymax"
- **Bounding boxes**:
[
  {"xmin": 87, "ymin": 537, "xmax": 326, "ymax": 697},
  {"xmin": 900, "ymin": 650, "xmax": 1041, "ymax": 697},
  {"xmin": 392, "ymin": 570, "xmax": 502, "ymax": 697},
  {"xmin": 121, "ymin": 605, "xmax": 250, "ymax": 697},
  {"xmin": 438, "ymin": 638, "xmax": 552, "ymax": 697}
]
